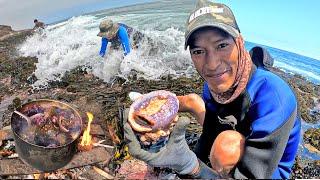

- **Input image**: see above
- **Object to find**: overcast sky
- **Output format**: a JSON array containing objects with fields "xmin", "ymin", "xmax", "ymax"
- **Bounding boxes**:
[
  {"xmin": 1, "ymin": 0, "xmax": 319, "ymax": 60},
  {"xmin": 0, "ymin": 0, "xmax": 152, "ymax": 30}
]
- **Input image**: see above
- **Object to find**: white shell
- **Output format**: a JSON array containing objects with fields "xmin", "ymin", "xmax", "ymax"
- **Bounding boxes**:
[{"xmin": 128, "ymin": 92, "xmax": 143, "ymax": 101}]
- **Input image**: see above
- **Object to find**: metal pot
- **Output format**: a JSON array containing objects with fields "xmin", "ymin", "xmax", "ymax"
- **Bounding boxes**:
[{"xmin": 11, "ymin": 99, "xmax": 83, "ymax": 172}]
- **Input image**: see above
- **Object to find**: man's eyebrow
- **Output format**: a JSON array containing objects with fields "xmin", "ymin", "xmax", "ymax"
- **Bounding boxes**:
[
  {"xmin": 191, "ymin": 45, "xmax": 201, "ymax": 48},
  {"xmin": 194, "ymin": 37, "xmax": 227, "ymax": 47},
  {"xmin": 212, "ymin": 38, "xmax": 226, "ymax": 44},
  {"xmin": 208, "ymin": 37, "xmax": 227, "ymax": 44}
]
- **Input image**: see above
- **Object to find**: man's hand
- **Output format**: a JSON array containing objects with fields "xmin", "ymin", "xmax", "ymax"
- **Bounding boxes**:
[
  {"xmin": 177, "ymin": 94, "xmax": 206, "ymax": 126},
  {"xmin": 124, "ymin": 116, "xmax": 198, "ymax": 175},
  {"xmin": 99, "ymin": 51, "xmax": 105, "ymax": 57}
]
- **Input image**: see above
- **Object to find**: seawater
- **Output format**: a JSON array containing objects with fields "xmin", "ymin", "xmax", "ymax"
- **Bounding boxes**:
[{"xmin": 19, "ymin": 0, "xmax": 320, "ymax": 87}]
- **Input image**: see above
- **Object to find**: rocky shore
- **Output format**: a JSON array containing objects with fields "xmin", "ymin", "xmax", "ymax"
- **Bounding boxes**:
[{"xmin": 0, "ymin": 25, "xmax": 319, "ymax": 178}]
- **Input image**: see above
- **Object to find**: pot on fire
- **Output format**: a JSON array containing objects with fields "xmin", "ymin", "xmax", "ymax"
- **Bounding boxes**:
[{"xmin": 11, "ymin": 99, "xmax": 83, "ymax": 172}]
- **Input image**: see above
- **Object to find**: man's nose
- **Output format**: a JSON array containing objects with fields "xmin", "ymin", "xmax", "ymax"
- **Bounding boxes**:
[{"xmin": 205, "ymin": 50, "xmax": 220, "ymax": 69}]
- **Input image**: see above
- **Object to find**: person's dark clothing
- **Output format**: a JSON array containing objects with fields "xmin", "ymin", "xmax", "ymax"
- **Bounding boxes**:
[
  {"xmin": 34, "ymin": 21, "xmax": 45, "ymax": 29},
  {"xmin": 194, "ymin": 67, "xmax": 301, "ymax": 179}
]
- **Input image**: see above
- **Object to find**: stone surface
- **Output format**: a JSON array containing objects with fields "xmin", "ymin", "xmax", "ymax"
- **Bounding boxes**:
[{"xmin": 0, "ymin": 147, "xmax": 111, "ymax": 176}]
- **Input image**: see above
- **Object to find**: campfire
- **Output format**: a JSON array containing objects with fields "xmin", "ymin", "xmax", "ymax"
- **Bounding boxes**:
[
  {"xmin": 78, "ymin": 112, "xmax": 94, "ymax": 151},
  {"xmin": 1, "ymin": 100, "xmax": 114, "ymax": 179}
]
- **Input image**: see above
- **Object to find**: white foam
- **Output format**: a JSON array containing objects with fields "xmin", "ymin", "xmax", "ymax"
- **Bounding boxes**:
[
  {"xmin": 18, "ymin": 15, "xmax": 194, "ymax": 88},
  {"xmin": 18, "ymin": 8, "xmax": 319, "ymax": 88},
  {"xmin": 19, "ymin": 16, "xmax": 102, "ymax": 87},
  {"xmin": 274, "ymin": 61, "xmax": 320, "ymax": 83}
]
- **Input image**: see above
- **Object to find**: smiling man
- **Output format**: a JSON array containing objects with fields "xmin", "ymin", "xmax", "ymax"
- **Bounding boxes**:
[{"xmin": 124, "ymin": 0, "xmax": 301, "ymax": 179}]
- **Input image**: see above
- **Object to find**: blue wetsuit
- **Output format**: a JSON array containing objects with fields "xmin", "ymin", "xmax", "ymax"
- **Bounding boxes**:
[
  {"xmin": 194, "ymin": 66, "xmax": 301, "ymax": 179},
  {"xmin": 99, "ymin": 24, "xmax": 131, "ymax": 57}
]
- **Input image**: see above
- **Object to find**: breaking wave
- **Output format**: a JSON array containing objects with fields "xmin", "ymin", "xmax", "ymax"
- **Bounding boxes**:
[
  {"xmin": 18, "ymin": 0, "xmax": 320, "ymax": 88},
  {"xmin": 19, "ymin": 14, "xmax": 194, "ymax": 88}
]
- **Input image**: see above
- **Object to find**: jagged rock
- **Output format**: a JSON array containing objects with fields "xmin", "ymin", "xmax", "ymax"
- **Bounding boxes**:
[
  {"xmin": 0, "ymin": 25, "xmax": 13, "ymax": 38},
  {"xmin": 291, "ymin": 157, "xmax": 320, "ymax": 179},
  {"xmin": 304, "ymin": 128, "xmax": 320, "ymax": 152}
]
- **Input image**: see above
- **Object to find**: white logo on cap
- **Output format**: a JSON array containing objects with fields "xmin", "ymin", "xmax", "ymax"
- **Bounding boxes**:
[{"xmin": 189, "ymin": 6, "xmax": 224, "ymax": 23}]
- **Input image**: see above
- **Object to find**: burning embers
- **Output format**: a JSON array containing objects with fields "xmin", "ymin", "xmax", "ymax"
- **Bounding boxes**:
[
  {"xmin": 78, "ymin": 112, "xmax": 94, "ymax": 151},
  {"xmin": 12, "ymin": 103, "xmax": 82, "ymax": 148},
  {"xmin": 128, "ymin": 90, "xmax": 179, "ymax": 151}
]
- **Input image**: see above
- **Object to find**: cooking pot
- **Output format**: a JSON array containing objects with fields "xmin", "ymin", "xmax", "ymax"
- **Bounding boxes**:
[{"xmin": 11, "ymin": 99, "xmax": 83, "ymax": 172}]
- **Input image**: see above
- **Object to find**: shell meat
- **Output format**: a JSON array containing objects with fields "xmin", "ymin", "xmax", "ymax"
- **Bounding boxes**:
[{"xmin": 128, "ymin": 90, "xmax": 179, "ymax": 144}]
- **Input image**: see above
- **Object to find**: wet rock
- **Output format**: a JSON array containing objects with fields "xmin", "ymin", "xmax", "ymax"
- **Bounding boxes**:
[
  {"xmin": 56, "ymin": 93, "xmax": 77, "ymax": 102},
  {"xmin": 26, "ymin": 73, "xmax": 37, "ymax": 84},
  {"xmin": 116, "ymin": 159, "xmax": 158, "ymax": 179},
  {"xmin": 291, "ymin": 157, "xmax": 320, "ymax": 179},
  {"xmin": 0, "ymin": 25, "xmax": 13, "ymax": 38},
  {"xmin": 66, "ymin": 85, "xmax": 78, "ymax": 93},
  {"xmin": 1, "ymin": 27, "xmax": 37, "ymax": 103},
  {"xmin": 304, "ymin": 128, "xmax": 320, "ymax": 151}
]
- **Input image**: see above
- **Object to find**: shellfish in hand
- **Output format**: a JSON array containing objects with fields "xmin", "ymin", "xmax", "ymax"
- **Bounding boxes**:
[{"xmin": 128, "ymin": 90, "xmax": 179, "ymax": 149}]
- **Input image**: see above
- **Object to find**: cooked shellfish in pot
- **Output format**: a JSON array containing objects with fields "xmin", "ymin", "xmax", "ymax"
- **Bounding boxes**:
[{"xmin": 13, "ymin": 103, "xmax": 81, "ymax": 147}]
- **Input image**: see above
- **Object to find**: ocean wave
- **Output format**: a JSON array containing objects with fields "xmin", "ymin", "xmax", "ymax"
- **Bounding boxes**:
[
  {"xmin": 18, "ymin": 1, "xmax": 320, "ymax": 87},
  {"xmin": 18, "ymin": 15, "xmax": 194, "ymax": 87},
  {"xmin": 274, "ymin": 61, "xmax": 320, "ymax": 84}
]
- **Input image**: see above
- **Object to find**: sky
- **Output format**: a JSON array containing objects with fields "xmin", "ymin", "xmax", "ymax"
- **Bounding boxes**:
[
  {"xmin": 218, "ymin": 0, "xmax": 320, "ymax": 60},
  {"xmin": 0, "ymin": 0, "xmax": 319, "ymax": 60},
  {"xmin": 0, "ymin": 0, "xmax": 153, "ymax": 29}
]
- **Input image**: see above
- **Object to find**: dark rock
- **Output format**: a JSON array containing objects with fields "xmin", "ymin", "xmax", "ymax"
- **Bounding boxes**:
[
  {"xmin": 0, "ymin": 25, "xmax": 13, "ymax": 37},
  {"xmin": 0, "ymin": 25, "xmax": 13, "ymax": 31},
  {"xmin": 304, "ymin": 128, "xmax": 320, "ymax": 151},
  {"xmin": 291, "ymin": 157, "xmax": 320, "ymax": 179},
  {"xmin": 66, "ymin": 85, "xmax": 78, "ymax": 93}
]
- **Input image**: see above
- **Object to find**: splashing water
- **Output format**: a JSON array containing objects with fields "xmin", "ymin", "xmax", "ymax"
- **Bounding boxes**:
[
  {"xmin": 18, "ymin": 0, "xmax": 320, "ymax": 88},
  {"xmin": 19, "ymin": 16, "xmax": 102, "ymax": 87},
  {"xmin": 19, "ymin": 14, "xmax": 194, "ymax": 88}
]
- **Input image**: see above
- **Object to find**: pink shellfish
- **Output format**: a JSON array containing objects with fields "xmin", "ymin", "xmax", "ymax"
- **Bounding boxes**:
[{"xmin": 128, "ymin": 90, "xmax": 179, "ymax": 145}]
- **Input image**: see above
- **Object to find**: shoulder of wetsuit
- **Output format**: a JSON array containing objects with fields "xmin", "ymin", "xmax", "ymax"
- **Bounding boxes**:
[
  {"xmin": 118, "ymin": 23, "xmax": 133, "ymax": 34},
  {"xmin": 249, "ymin": 46, "xmax": 274, "ymax": 69}
]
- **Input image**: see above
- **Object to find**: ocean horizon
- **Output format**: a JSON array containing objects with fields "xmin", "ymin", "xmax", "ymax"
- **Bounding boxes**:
[
  {"xmin": 50, "ymin": 0, "xmax": 320, "ymax": 62},
  {"xmin": 17, "ymin": 0, "xmax": 320, "ymax": 88}
]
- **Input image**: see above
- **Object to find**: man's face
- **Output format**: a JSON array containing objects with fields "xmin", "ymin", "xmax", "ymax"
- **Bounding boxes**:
[{"xmin": 190, "ymin": 28, "xmax": 239, "ymax": 93}]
